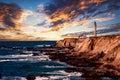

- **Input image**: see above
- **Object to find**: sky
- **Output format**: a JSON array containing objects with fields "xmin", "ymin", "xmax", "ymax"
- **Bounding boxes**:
[{"xmin": 0, "ymin": 0, "xmax": 120, "ymax": 41}]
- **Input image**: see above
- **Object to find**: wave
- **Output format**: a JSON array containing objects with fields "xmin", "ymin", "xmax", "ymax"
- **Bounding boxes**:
[
  {"xmin": 1, "ymin": 76, "xmax": 66, "ymax": 80},
  {"xmin": 1, "ymin": 76, "xmax": 26, "ymax": 80},
  {"xmin": 45, "ymin": 70, "xmax": 82, "ymax": 78},
  {"xmin": 1, "ymin": 70, "xmax": 83, "ymax": 80},
  {"xmin": 43, "ymin": 65, "xmax": 67, "ymax": 68},
  {"xmin": 35, "ymin": 44, "xmax": 51, "ymax": 47},
  {"xmin": 0, "ymin": 54, "xmax": 33, "ymax": 58},
  {"xmin": 0, "ymin": 58, "xmax": 31, "ymax": 62},
  {"xmin": 0, "ymin": 54, "xmax": 51, "ymax": 62},
  {"xmin": 1, "ymin": 73, "xmax": 82, "ymax": 80},
  {"xmin": 1, "ymin": 76, "xmax": 114, "ymax": 80}
]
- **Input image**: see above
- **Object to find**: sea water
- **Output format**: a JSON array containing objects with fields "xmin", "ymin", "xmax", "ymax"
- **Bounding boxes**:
[{"xmin": 0, "ymin": 41, "xmax": 83, "ymax": 80}]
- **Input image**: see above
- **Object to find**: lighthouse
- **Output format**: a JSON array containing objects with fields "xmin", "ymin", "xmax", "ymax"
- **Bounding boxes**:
[{"xmin": 94, "ymin": 21, "xmax": 97, "ymax": 37}]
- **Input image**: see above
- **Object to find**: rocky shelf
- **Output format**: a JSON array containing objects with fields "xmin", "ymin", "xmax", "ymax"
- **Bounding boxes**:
[{"xmin": 41, "ymin": 35, "xmax": 120, "ymax": 79}]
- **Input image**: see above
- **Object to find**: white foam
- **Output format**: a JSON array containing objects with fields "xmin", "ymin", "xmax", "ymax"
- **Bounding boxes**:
[
  {"xmin": 1, "ymin": 76, "xmax": 68, "ymax": 80},
  {"xmin": 35, "ymin": 45, "xmax": 44, "ymax": 47},
  {"xmin": 0, "ymin": 59, "xmax": 13, "ymax": 62},
  {"xmin": 35, "ymin": 44, "xmax": 51, "ymax": 47},
  {"xmin": 49, "ymin": 76, "xmax": 69, "ymax": 80},
  {"xmin": 1, "ymin": 76, "xmax": 26, "ymax": 80},
  {"xmin": 1, "ymin": 70, "xmax": 82, "ymax": 80},
  {"xmin": 36, "ymin": 76, "xmax": 69, "ymax": 80},
  {"xmin": 36, "ymin": 76, "xmax": 49, "ymax": 80},
  {"xmin": 23, "ymin": 51, "xmax": 33, "ymax": 54},
  {"xmin": 59, "ymin": 70, "xmax": 82, "ymax": 77},
  {"xmin": 0, "ymin": 54, "xmax": 51, "ymax": 62},
  {"xmin": 43, "ymin": 65, "xmax": 66, "ymax": 68},
  {"xmin": 0, "ymin": 54, "xmax": 33, "ymax": 58},
  {"xmin": 0, "ymin": 58, "xmax": 30, "ymax": 62},
  {"xmin": 45, "ymin": 70, "xmax": 82, "ymax": 77},
  {"xmin": 67, "ymin": 72, "xmax": 82, "ymax": 77}
]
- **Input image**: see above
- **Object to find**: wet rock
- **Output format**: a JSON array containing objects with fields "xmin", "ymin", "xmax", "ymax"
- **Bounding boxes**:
[
  {"xmin": 56, "ymin": 35, "xmax": 120, "ymax": 66},
  {"xmin": 32, "ymin": 53, "xmax": 39, "ymax": 56},
  {"xmin": 42, "ymin": 34, "xmax": 120, "ymax": 79},
  {"xmin": 26, "ymin": 74, "xmax": 36, "ymax": 80},
  {"xmin": 0, "ymin": 73, "xmax": 2, "ymax": 79}
]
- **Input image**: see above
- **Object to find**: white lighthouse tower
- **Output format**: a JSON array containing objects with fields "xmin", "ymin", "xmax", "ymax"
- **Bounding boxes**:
[{"xmin": 94, "ymin": 21, "xmax": 97, "ymax": 37}]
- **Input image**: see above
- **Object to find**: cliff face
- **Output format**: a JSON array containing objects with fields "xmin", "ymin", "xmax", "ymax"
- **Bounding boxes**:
[
  {"xmin": 56, "ymin": 38, "xmax": 77, "ymax": 48},
  {"xmin": 56, "ymin": 35, "xmax": 120, "ymax": 67}
]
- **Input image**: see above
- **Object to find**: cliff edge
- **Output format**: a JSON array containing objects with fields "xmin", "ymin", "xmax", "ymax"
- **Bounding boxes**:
[{"xmin": 52, "ymin": 35, "xmax": 120, "ymax": 78}]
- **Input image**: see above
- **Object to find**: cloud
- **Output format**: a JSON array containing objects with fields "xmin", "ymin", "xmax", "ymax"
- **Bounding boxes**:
[
  {"xmin": 0, "ymin": 0, "xmax": 120, "ymax": 40},
  {"xmin": 0, "ymin": 30, "xmax": 46, "ymax": 41},
  {"xmin": 61, "ymin": 22, "xmax": 120, "ymax": 37},
  {"xmin": 22, "ymin": 5, "xmax": 50, "ymax": 27},
  {"xmin": 0, "ymin": 2, "xmax": 23, "ymax": 31},
  {"xmin": 43, "ymin": 0, "xmax": 120, "ymax": 32},
  {"xmin": 37, "ymin": 4, "xmax": 45, "ymax": 12},
  {"xmin": 36, "ymin": 21, "xmax": 46, "ymax": 26},
  {"xmin": 0, "ymin": 3, "xmax": 49, "ymax": 31},
  {"xmin": 0, "ymin": 2, "xmax": 54, "ymax": 40},
  {"xmin": 45, "ymin": 0, "xmax": 120, "ymax": 19},
  {"xmin": 42, "ymin": 16, "xmax": 113, "ymax": 33}
]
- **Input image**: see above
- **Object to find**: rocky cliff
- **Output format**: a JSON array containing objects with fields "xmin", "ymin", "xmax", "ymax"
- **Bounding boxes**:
[
  {"xmin": 52, "ymin": 35, "xmax": 120, "ymax": 78},
  {"xmin": 56, "ymin": 35, "xmax": 120, "ymax": 67}
]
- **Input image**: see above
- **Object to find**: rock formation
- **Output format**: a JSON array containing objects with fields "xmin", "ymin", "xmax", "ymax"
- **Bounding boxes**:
[
  {"xmin": 43, "ymin": 34, "xmax": 120, "ymax": 79},
  {"xmin": 56, "ymin": 35, "xmax": 120, "ymax": 68}
]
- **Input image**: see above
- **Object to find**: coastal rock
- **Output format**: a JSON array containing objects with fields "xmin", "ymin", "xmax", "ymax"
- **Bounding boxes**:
[
  {"xmin": 55, "ymin": 35, "xmax": 120, "ymax": 67},
  {"xmin": 74, "ymin": 38, "xmax": 93, "ymax": 53},
  {"xmin": 44, "ymin": 35, "xmax": 120, "ymax": 78},
  {"xmin": 26, "ymin": 74, "xmax": 36, "ymax": 80},
  {"xmin": 55, "ymin": 38, "xmax": 77, "ymax": 48}
]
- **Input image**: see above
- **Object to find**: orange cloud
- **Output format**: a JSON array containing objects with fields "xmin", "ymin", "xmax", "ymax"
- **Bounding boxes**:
[
  {"xmin": 47, "ymin": 0, "xmax": 106, "ymax": 23},
  {"xmin": 61, "ymin": 35, "xmax": 78, "ymax": 39},
  {"xmin": 90, "ymin": 0, "xmax": 106, "ymax": 5},
  {"xmin": 0, "ymin": 2, "xmax": 24, "ymax": 31},
  {"xmin": 42, "ymin": 16, "xmax": 114, "ymax": 34},
  {"xmin": 0, "ymin": 32, "xmax": 46, "ymax": 41},
  {"xmin": 43, "ymin": 0, "xmax": 116, "ymax": 34}
]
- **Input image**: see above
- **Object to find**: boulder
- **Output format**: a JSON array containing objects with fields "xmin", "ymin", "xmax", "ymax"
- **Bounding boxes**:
[{"xmin": 26, "ymin": 74, "xmax": 36, "ymax": 80}]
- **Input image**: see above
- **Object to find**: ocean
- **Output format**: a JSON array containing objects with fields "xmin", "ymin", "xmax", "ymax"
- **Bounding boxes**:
[{"xmin": 0, "ymin": 41, "xmax": 83, "ymax": 80}]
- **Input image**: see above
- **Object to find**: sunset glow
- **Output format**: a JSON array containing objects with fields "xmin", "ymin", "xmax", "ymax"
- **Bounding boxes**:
[{"xmin": 0, "ymin": 0, "xmax": 120, "ymax": 40}]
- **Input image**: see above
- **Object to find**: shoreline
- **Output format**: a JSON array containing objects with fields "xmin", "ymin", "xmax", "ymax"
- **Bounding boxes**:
[
  {"xmin": 1, "ymin": 37, "xmax": 120, "ymax": 79},
  {"xmin": 42, "ymin": 35, "xmax": 120, "ymax": 79}
]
